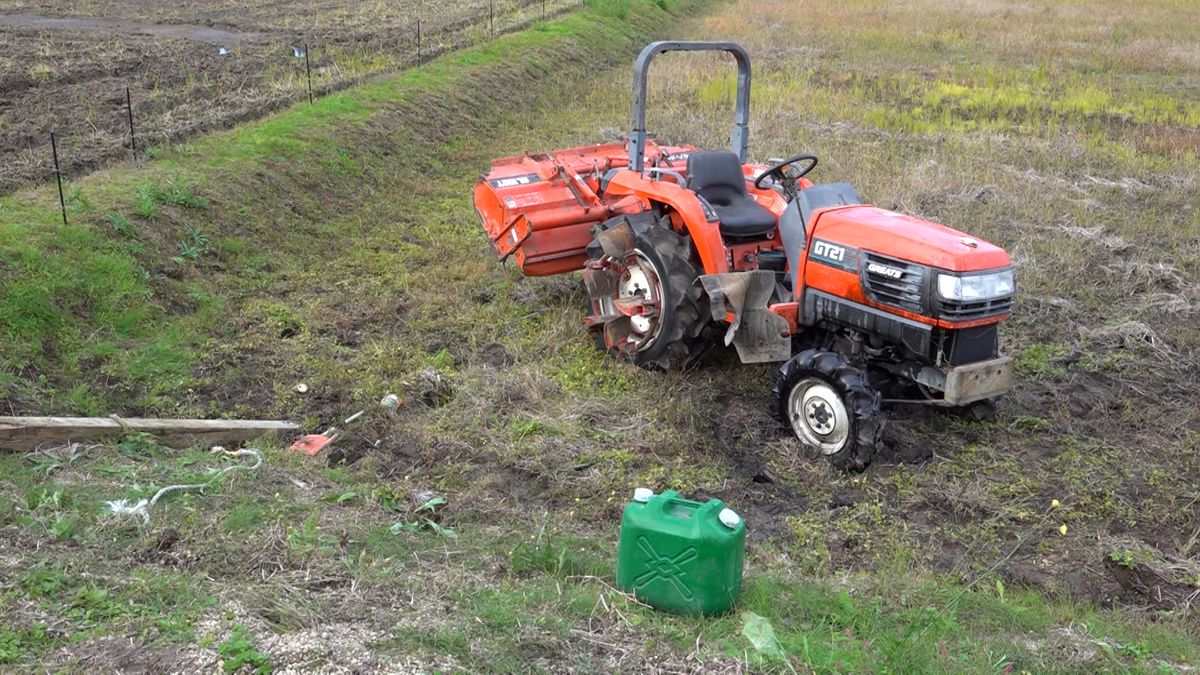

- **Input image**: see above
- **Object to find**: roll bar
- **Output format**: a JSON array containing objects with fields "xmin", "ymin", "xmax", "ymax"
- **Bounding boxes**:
[{"xmin": 629, "ymin": 41, "xmax": 752, "ymax": 172}]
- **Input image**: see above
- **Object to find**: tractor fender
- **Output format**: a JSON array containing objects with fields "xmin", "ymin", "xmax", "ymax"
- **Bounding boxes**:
[{"xmin": 602, "ymin": 171, "xmax": 730, "ymax": 275}]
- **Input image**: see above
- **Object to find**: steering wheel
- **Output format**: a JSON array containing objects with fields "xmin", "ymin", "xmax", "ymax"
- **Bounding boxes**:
[{"xmin": 754, "ymin": 154, "xmax": 819, "ymax": 191}]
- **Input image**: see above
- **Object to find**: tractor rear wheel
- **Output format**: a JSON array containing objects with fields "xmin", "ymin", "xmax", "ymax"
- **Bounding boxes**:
[
  {"xmin": 771, "ymin": 349, "xmax": 884, "ymax": 471},
  {"xmin": 583, "ymin": 214, "xmax": 705, "ymax": 370}
]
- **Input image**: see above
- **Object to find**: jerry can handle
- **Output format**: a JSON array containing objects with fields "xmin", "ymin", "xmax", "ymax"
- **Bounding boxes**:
[{"xmin": 654, "ymin": 491, "xmax": 724, "ymax": 523}]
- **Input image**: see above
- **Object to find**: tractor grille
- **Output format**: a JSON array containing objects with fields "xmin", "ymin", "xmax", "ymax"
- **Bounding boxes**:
[
  {"xmin": 862, "ymin": 253, "xmax": 926, "ymax": 314},
  {"xmin": 937, "ymin": 295, "xmax": 1014, "ymax": 321}
]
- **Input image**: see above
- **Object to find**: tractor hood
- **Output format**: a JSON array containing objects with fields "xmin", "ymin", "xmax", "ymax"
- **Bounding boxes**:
[{"xmin": 811, "ymin": 205, "xmax": 1010, "ymax": 272}]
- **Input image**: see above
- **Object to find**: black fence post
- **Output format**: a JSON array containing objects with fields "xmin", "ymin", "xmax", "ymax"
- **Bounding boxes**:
[
  {"xmin": 417, "ymin": 17, "xmax": 422, "ymax": 62},
  {"xmin": 125, "ymin": 86, "xmax": 137, "ymax": 161},
  {"xmin": 542, "ymin": 0, "xmax": 546, "ymax": 21},
  {"xmin": 50, "ymin": 132, "xmax": 67, "ymax": 226},
  {"xmin": 304, "ymin": 43, "xmax": 313, "ymax": 104},
  {"xmin": 489, "ymin": 0, "xmax": 494, "ymax": 36}
]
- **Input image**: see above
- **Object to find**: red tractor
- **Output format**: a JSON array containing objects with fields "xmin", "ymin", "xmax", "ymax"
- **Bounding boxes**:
[{"xmin": 474, "ymin": 42, "xmax": 1014, "ymax": 469}]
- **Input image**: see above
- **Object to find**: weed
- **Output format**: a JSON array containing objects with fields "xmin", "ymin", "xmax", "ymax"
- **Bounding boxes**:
[
  {"xmin": 158, "ymin": 182, "xmax": 210, "ymax": 210},
  {"xmin": 133, "ymin": 183, "xmax": 159, "ymax": 220},
  {"xmin": 135, "ymin": 180, "xmax": 209, "ymax": 222},
  {"xmin": 27, "ymin": 63, "xmax": 56, "ymax": 82},
  {"xmin": 1014, "ymin": 343, "xmax": 1068, "ymax": 379},
  {"xmin": 0, "ymin": 624, "xmax": 50, "ymax": 665},
  {"xmin": 391, "ymin": 518, "xmax": 458, "ymax": 539},
  {"xmin": 509, "ymin": 533, "xmax": 607, "ymax": 578},
  {"xmin": 372, "ymin": 486, "xmax": 408, "ymax": 514},
  {"xmin": 26, "ymin": 444, "xmax": 85, "ymax": 477},
  {"xmin": 786, "ymin": 512, "xmax": 831, "ymax": 575},
  {"xmin": 285, "ymin": 512, "xmax": 335, "ymax": 554},
  {"xmin": 172, "ymin": 227, "xmax": 212, "ymax": 265},
  {"xmin": 117, "ymin": 432, "xmax": 167, "ymax": 456},
  {"xmin": 218, "ymin": 625, "xmax": 271, "ymax": 674}
]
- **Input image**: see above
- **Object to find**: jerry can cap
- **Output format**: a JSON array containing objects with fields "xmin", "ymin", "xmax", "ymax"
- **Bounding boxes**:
[
  {"xmin": 718, "ymin": 507, "xmax": 741, "ymax": 529},
  {"xmin": 633, "ymin": 487, "xmax": 654, "ymax": 503}
]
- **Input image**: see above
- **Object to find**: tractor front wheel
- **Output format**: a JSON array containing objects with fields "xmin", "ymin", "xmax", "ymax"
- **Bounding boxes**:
[{"xmin": 772, "ymin": 349, "xmax": 884, "ymax": 471}]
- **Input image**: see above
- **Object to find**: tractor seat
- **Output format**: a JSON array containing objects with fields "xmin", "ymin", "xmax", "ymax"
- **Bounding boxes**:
[{"xmin": 686, "ymin": 151, "xmax": 777, "ymax": 238}]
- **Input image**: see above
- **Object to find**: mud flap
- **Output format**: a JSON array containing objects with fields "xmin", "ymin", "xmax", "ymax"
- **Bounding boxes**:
[
  {"xmin": 594, "ymin": 219, "xmax": 637, "ymax": 258},
  {"xmin": 698, "ymin": 271, "xmax": 791, "ymax": 363}
]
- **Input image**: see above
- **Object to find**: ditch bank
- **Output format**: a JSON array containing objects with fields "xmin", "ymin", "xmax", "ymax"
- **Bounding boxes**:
[{"xmin": 0, "ymin": 0, "xmax": 701, "ymax": 415}]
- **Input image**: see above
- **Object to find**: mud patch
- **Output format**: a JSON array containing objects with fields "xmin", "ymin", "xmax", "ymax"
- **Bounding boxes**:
[
  {"xmin": 50, "ymin": 638, "xmax": 213, "ymax": 673},
  {"xmin": 478, "ymin": 342, "xmax": 515, "ymax": 368}
]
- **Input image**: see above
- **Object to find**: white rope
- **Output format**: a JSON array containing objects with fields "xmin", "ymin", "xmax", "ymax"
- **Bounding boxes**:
[{"xmin": 105, "ymin": 447, "xmax": 264, "ymax": 524}]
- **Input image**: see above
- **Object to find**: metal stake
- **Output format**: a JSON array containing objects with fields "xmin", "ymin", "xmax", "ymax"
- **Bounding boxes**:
[
  {"xmin": 125, "ymin": 86, "xmax": 137, "ymax": 160},
  {"xmin": 489, "ymin": 0, "xmax": 494, "ymax": 36},
  {"xmin": 304, "ymin": 42, "xmax": 313, "ymax": 104},
  {"xmin": 417, "ymin": 17, "xmax": 422, "ymax": 61},
  {"xmin": 50, "ymin": 132, "xmax": 67, "ymax": 226},
  {"xmin": 542, "ymin": 0, "xmax": 546, "ymax": 20}
]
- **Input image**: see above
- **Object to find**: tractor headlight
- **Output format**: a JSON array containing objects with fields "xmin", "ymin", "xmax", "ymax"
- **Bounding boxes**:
[{"xmin": 937, "ymin": 269, "xmax": 1014, "ymax": 301}]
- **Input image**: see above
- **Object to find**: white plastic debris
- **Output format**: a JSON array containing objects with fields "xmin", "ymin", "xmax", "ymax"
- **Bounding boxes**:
[{"xmin": 105, "ymin": 447, "xmax": 264, "ymax": 525}]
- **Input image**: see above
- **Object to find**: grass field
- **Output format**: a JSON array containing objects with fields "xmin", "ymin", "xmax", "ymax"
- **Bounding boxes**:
[
  {"xmin": 1, "ymin": 0, "xmax": 1198, "ymax": 670},
  {"xmin": 0, "ymin": 0, "xmax": 577, "ymax": 195}
]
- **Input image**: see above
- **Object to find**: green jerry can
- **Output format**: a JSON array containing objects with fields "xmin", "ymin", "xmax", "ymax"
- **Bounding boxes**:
[{"xmin": 615, "ymin": 488, "xmax": 745, "ymax": 615}]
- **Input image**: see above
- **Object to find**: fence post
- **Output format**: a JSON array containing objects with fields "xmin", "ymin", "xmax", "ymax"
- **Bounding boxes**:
[
  {"xmin": 417, "ymin": 17, "xmax": 422, "ymax": 62},
  {"xmin": 50, "ymin": 132, "xmax": 67, "ymax": 226},
  {"xmin": 489, "ymin": 0, "xmax": 494, "ymax": 36},
  {"xmin": 125, "ymin": 86, "xmax": 137, "ymax": 161},
  {"xmin": 542, "ymin": 0, "xmax": 546, "ymax": 21},
  {"xmin": 304, "ymin": 43, "xmax": 313, "ymax": 104}
]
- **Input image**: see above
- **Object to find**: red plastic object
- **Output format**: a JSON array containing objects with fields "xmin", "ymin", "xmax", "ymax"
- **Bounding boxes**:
[{"xmin": 290, "ymin": 433, "xmax": 336, "ymax": 455}]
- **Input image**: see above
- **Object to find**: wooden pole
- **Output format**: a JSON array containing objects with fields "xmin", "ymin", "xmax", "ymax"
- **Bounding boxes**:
[
  {"xmin": 50, "ymin": 132, "xmax": 67, "ymax": 226},
  {"xmin": 304, "ymin": 42, "xmax": 313, "ymax": 104},
  {"xmin": 125, "ymin": 86, "xmax": 137, "ymax": 160},
  {"xmin": 0, "ymin": 416, "xmax": 300, "ymax": 451}
]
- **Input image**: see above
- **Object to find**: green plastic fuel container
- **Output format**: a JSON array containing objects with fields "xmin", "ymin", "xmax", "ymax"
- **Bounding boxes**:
[{"xmin": 615, "ymin": 488, "xmax": 745, "ymax": 615}]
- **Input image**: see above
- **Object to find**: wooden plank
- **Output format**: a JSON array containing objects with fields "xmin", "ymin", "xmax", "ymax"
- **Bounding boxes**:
[{"xmin": 0, "ymin": 416, "xmax": 300, "ymax": 451}]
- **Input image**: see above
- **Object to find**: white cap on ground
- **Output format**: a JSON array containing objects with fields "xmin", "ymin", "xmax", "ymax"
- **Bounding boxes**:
[
  {"xmin": 633, "ymin": 487, "xmax": 653, "ymax": 503},
  {"xmin": 718, "ymin": 508, "xmax": 741, "ymax": 529}
]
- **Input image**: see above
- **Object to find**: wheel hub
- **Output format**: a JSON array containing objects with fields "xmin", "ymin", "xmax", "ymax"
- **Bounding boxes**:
[
  {"xmin": 619, "ymin": 261, "xmax": 655, "ymax": 335},
  {"xmin": 787, "ymin": 378, "xmax": 851, "ymax": 455},
  {"xmin": 805, "ymin": 399, "xmax": 835, "ymax": 434},
  {"xmin": 593, "ymin": 249, "xmax": 664, "ymax": 352}
]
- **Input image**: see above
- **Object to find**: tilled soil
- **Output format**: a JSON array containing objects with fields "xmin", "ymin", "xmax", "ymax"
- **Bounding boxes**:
[{"xmin": 0, "ymin": 0, "xmax": 576, "ymax": 195}]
